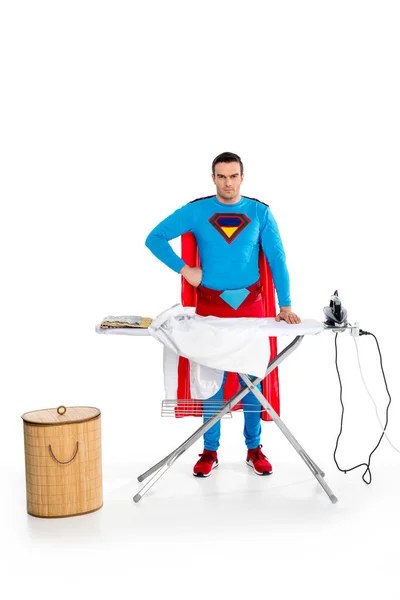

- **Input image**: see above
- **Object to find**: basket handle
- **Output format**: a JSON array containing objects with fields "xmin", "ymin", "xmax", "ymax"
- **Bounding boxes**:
[{"xmin": 49, "ymin": 442, "xmax": 79, "ymax": 464}]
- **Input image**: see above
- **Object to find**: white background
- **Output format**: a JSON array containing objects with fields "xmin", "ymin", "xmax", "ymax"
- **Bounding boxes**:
[{"xmin": 1, "ymin": 1, "xmax": 399, "ymax": 598}]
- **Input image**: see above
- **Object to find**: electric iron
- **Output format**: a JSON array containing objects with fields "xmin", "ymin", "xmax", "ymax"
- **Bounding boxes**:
[{"xmin": 323, "ymin": 290, "xmax": 348, "ymax": 328}]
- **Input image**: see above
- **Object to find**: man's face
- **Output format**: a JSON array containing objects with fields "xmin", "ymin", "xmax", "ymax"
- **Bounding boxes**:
[{"xmin": 212, "ymin": 161, "xmax": 243, "ymax": 202}]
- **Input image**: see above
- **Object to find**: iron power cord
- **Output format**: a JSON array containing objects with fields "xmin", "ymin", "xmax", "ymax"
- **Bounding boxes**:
[
  {"xmin": 333, "ymin": 329, "xmax": 392, "ymax": 484},
  {"xmin": 353, "ymin": 336, "xmax": 399, "ymax": 452}
]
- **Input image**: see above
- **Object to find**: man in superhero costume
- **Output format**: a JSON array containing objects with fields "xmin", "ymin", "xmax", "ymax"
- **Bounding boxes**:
[{"xmin": 145, "ymin": 152, "xmax": 301, "ymax": 477}]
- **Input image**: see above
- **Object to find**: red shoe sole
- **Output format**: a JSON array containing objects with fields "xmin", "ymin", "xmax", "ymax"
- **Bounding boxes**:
[
  {"xmin": 246, "ymin": 458, "xmax": 273, "ymax": 476},
  {"xmin": 193, "ymin": 460, "xmax": 219, "ymax": 477}
]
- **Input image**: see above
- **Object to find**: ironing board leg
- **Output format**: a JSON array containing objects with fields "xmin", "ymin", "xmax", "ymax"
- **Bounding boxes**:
[
  {"xmin": 134, "ymin": 336, "xmax": 304, "ymax": 502},
  {"xmin": 240, "ymin": 374, "xmax": 338, "ymax": 504},
  {"xmin": 133, "ymin": 382, "xmax": 256, "ymax": 502}
]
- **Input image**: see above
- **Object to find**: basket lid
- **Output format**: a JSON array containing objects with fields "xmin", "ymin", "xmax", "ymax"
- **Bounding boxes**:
[{"xmin": 21, "ymin": 406, "xmax": 101, "ymax": 425}]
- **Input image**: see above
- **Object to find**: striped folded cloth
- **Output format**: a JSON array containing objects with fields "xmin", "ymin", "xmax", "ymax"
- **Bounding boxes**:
[{"xmin": 100, "ymin": 315, "xmax": 153, "ymax": 329}]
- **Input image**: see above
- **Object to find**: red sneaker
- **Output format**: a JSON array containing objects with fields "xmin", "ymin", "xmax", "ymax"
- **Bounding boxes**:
[
  {"xmin": 193, "ymin": 450, "xmax": 218, "ymax": 477},
  {"xmin": 246, "ymin": 445, "xmax": 273, "ymax": 475}
]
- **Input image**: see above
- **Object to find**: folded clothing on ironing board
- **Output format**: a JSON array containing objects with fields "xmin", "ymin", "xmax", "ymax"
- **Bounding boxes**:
[{"xmin": 100, "ymin": 315, "xmax": 153, "ymax": 329}]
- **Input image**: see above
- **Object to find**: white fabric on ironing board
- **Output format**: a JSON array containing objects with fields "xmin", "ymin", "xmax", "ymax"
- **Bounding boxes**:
[
  {"xmin": 162, "ymin": 347, "xmax": 225, "ymax": 400},
  {"xmin": 96, "ymin": 305, "xmax": 324, "ymax": 400},
  {"xmin": 148, "ymin": 304, "xmax": 324, "ymax": 399}
]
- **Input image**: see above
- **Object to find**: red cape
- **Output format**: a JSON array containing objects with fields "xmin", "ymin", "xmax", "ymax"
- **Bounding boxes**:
[{"xmin": 177, "ymin": 232, "xmax": 280, "ymax": 421}]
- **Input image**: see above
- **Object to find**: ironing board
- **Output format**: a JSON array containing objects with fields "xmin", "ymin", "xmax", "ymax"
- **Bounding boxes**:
[{"xmin": 96, "ymin": 317, "xmax": 338, "ymax": 504}]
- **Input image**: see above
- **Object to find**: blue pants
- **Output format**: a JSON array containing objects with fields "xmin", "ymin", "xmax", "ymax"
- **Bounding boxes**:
[{"xmin": 203, "ymin": 372, "xmax": 263, "ymax": 451}]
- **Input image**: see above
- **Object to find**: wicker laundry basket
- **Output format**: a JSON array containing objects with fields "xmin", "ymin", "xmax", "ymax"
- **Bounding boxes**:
[{"xmin": 22, "ymin": 405, "xmax": 103, "ymax": 518}]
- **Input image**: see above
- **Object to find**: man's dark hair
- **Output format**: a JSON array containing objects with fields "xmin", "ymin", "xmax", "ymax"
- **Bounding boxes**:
[{"xmin": 212, "ymin": 152, "xmax": 243, "ymax": 176}]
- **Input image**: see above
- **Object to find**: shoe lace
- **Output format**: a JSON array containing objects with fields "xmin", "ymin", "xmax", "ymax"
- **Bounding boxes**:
[
  {"xmin": 198, "ymin": 452, "xmax": 216, "ymax": 465},
  {"xmin": 250, "ymin": 445, "xmax": 267, "ymax": 461}
]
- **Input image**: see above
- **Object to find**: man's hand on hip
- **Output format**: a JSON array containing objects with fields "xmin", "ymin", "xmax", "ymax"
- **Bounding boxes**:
[
  {"xmin": 180, "ymin": 265, "xmax": 203, "ymax": 287},
  {"xmin": 275, "ymin": 306, "xmax": 301, "ymax": 324}
]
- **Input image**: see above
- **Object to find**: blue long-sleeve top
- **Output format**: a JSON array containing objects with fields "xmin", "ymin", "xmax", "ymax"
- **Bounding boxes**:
[{"xmin": 145, "ymin": 195, "xmax": 291, "ymax": 307}]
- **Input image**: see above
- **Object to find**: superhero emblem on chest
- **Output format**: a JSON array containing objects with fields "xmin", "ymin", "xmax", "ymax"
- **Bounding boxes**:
[{"xmin": 208, "ymin": 213, "xmax": 251, "ymax": 244}]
